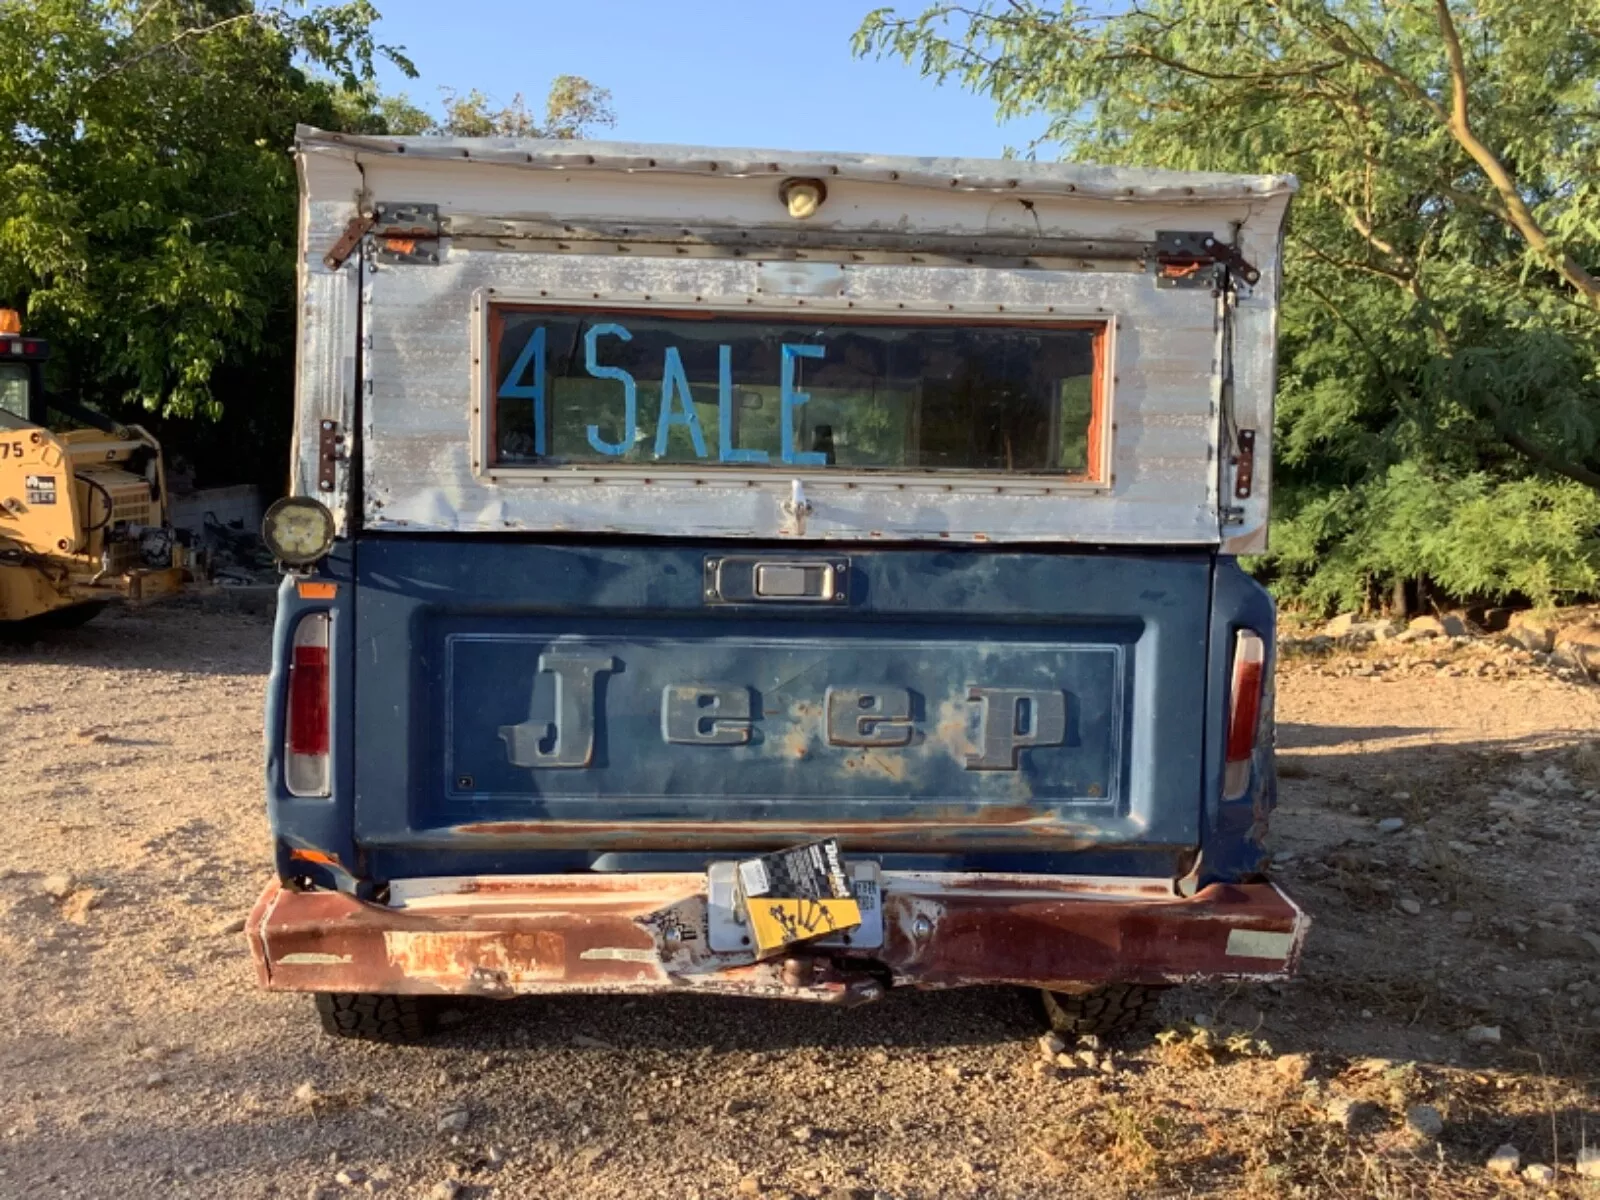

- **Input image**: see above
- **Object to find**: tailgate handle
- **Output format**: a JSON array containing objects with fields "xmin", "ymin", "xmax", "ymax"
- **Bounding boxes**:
[
  {"xmin": 704, "ymin": 556, "xmax": 849, "ymax": 604},
  {"xmin": 756, "ymin": 563, "xmax": 828, "ymax": 598}
]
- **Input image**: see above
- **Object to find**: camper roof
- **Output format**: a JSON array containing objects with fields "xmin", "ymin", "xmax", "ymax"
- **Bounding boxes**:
[{"xmin": 296, "ymin": 125, "xmax": 1296, "ymax": 206}]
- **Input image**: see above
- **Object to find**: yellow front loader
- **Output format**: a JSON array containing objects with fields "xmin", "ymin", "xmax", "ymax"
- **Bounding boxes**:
[{"xmin": 0, "ymin": 310, "xmax": 201, "ymax": 626}]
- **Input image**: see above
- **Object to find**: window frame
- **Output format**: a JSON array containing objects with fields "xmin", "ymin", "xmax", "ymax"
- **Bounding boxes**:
[
  {"xmin": 473, "ymin": 294, "xmax": 1114, "ymax": 492},
  {"xmin": 0, "ymin": 362, "xmax": 30, "ymax": 422}
]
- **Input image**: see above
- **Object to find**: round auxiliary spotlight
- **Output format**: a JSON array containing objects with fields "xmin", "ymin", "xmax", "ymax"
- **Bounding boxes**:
[{"xmin": 262, "ymin": 496, "xmax": 336, "ymax": 568}]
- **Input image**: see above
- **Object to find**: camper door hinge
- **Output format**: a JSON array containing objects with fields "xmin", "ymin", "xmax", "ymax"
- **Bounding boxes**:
[
  {"xmin": 1154, "ymin": 231, "xmax": 1261, "ymax": 290},
  {"xmin": 317, "ymin": 420, "xmax": 344, "ymax": 493},
  {"xmin": 372, "ymin": 202, "xmax": 441, "ymax": 266},
  {"xmin": 1232, "ymin": 428, "xmax": 1256, "ymax": 500},
  {"xmin": 323, "ymin": 213, "xmax": 375, "ymax": 270}
]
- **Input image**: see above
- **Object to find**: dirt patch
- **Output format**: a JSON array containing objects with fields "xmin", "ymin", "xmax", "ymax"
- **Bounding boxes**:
[{"xmin": 0, "ymin": 605, "xmax": 1597, "ymax": 1197}]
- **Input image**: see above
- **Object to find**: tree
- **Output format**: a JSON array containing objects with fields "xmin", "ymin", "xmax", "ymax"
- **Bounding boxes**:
[
  {"xmin": 432, "ymin": 76, "xmax": 616, "ymax": 138},
  {"xmin": 0, "ymin": 2, "xmax": 614, "ymax": 494},
  {"xmin": 857, "ymin": 1, "xmax": 1600, "ymax": 609},
  {"xmin": 0, "ymin": 0, "xmax": 411, "ymax": 476}
]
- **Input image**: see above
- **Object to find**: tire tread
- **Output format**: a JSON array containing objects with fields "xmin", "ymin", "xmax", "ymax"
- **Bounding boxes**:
[
  {"xmin": 313, "ymin": 992, "xmax": 438, "ymax": 1042},
  {"xmin": 1041, "ymin": 983, "xmax": 1164, "ymax": 1038}
]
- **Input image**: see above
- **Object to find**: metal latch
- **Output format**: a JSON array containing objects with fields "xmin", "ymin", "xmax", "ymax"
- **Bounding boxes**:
[
  {"xmin": 704, "ymin": 556, "xmax": 849, "ymax": 604},
  {"xmin": 1232, "ymin": 428, "xmax": 1256, "ymax": 500},
  {"xmin": 373, "ymin": 202, "xmax": 441, "ymax": 266},
  {"xmin": 1154, "ymin": 231, "xmax": 1261, "ymax": 289},
  {"xmin": 317, "ymin": 420, "xmax": 344, "ymax": 493}
]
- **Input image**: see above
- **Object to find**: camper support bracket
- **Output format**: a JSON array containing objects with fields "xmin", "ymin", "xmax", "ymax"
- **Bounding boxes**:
[
  {"xmin": 372, "ymin": 202, "xmax": 441, "ymax": 266},
  {"xmin": 1154, "ymin": 231, "xmax": 1261, "ymax": 289}
]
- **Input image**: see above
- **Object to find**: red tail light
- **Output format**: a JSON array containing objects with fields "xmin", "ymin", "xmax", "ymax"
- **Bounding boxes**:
[
  {"xmin": 286, "ymin": 613, "xmax": 331, "ymax": 795},
  {"xmin": 1224, "ymin": 630, "xmax": 1266, "ymax": 798}
]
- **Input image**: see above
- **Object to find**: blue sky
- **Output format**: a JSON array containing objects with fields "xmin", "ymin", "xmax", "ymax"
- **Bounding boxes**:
[{"xmin": 368, "ymin": 0, "xmax": 1049, "ymax": 158}]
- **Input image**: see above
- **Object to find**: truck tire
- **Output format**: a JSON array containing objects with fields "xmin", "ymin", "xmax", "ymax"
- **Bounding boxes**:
[
  {"xmin": 1040, "ymin": 984, "xmax": 1165, "ymax": 1039},
  {"xmin": 313, "ymin": 992, "xmax": 439, "ymax": 1042}
]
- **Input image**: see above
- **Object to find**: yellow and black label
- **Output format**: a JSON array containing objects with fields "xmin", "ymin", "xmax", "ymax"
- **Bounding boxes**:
[
  {"xmin": 745, "ymin": 895, "xmax": 863, "ymax": 956},
  {"xmin": 735, "ymin": 839, "xmax": 862, "ymax": 957}
]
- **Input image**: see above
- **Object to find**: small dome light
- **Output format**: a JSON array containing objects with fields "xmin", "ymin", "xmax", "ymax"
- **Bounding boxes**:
[{"xmin": 779, "ymin": 178, "xmax": 827, "ymax": 220}]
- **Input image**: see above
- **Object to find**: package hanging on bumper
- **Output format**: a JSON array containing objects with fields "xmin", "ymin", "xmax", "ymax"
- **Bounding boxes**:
[{"xmin": 735, "ymin": 839, "xmax": 862, "ymax": 957}]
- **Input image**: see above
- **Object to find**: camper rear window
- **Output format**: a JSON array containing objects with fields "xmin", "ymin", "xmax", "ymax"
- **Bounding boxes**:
[{"xmin": 489, "ymin": 305, "xmax": 1107, "ymax": 478}]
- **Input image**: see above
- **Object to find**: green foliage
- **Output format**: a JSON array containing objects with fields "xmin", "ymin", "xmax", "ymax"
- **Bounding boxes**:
[
  {"xmin": 539, "ymin": 75, "xmax": 618, "ymax": 140},
  {"xmin": 0, "ymin": 0, "xmax": 410, "ymax": 436},
  {"xmin": 857, "ymin": 0, "xmax": 1600, "ymax": 608},
  {"xmin": 0, "ymin": 3, "xmax": 614, "ymax": 491},
  {"xmin": 325, "ymin": 85, "xmax": 434, "ymax": 135},
  {"xmin": 432, "ymin": 77, "xmax": 616, "ymax": 138},
  {"xmin": 1270, "ymin": 466, "xmax": 1600, "ymax": 611}
]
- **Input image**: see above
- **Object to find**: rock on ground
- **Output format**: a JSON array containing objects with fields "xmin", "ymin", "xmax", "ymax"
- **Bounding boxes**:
[
  {"xmin": 1323, "ymin": 1096, "xmax": 1382, "ymax": 1133},
  {"xmin": 1273, "ymin": 1053, "xmax": 1311, "ymax": 1084},
  {"xmin": 1486, "ymin": 1145, "xmax": 1521, "ymax": 1176},
  {"xmin": 1578, "ymin": 1146, "xmax": 1600, "ymax": 1179},
  {"xmin": 1404, "ymin": 1104, "xmax": 1444, "ymax": 1139},
  {"xmin": 435, "ymin": 1106, "xmax": 470, "ymax": 1135}
]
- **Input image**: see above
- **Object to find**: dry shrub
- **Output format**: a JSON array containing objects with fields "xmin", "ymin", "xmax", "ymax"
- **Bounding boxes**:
[{"xmin": 1037, "ymin": 1098, "xmax": 1230, "ymax": 1191}]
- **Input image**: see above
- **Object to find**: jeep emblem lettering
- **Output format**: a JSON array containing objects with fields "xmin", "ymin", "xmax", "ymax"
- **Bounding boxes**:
[
  {"xmin": 662, "ymin": 685, "xmax": 754, "ymax": 745},
  {"xmin": 964, "ymin": 687, "xmax": 1068, "ymax": 770},
  {"xmin": 498, "ymin": 654, "xmax": 617, "ymax": 769},
  {"xmin": 825, "ymin": 686, "xmax": 914, "ymax": 747},
  {"xmin": 504, "ymin": 666, "xmax": 1067, "ymax": 772}
]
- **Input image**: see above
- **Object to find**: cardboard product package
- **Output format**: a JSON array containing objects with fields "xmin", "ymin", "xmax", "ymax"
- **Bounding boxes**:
[{"xmin": 735, "ymin": 839, "xmax": 862, "ymax": 957}]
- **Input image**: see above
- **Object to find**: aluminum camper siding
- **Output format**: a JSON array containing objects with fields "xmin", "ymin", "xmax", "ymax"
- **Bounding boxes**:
[{"xmin": 291, "ymin": 129, "xmax": 1293, "ymax": 548}]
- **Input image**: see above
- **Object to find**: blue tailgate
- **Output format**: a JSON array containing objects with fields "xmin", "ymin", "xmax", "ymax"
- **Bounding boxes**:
[{"xmin": 347, "ymin": 539, "xmax": 1213, "ymax": 873}]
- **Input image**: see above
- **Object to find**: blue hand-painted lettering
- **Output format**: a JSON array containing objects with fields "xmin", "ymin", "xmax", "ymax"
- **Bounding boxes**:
[
  {"xmin": 780, "ymin": 343, "xmax": 828, "ymax": 466},
  {"xmin": 584, "ymin": 323, "xmax": 637, "ymax": 456},
  {"xmin": 718, "ymin": 344, "xmax": 769, "ymax": 465},
  {"xmin": 654, "ymin": 347, "xmax": 708, "ymax": 459},
  {"xmin": 497, "ymin": 325, "xmax": 546, "ymax": 456}
]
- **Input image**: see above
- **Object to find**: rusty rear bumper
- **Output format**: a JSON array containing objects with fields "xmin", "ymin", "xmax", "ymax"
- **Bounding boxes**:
[{"xmin": 247, "ymin": 872, "xmax": 1307, "ymax": 1004}]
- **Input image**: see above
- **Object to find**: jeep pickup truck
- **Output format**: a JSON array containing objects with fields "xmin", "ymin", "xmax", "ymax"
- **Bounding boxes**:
[{"xmin": 248, "ymin": 128, "xmax": 1305, "ymax": 1041}]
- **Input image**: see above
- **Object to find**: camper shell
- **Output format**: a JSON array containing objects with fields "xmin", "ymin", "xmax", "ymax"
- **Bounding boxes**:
[{"xmin": 249, "ymin": 128, "xmax": 1305, "ymax": 1031}]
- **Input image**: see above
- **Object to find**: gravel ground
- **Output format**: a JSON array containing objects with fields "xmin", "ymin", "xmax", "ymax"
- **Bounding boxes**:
[{"xmin": 2, "ymin": 602, "xmax": 1598, "ymax": 1198}]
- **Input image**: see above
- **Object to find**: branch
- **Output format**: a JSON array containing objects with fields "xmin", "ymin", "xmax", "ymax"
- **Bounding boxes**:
[
  {"xmin": 1396, "ymin": 275, "xmax": 1600, "ymax": 489},
  {"xmin": 1294, "ymin": 237, "xmax": 1413, "ymax": 286},
  {"xmin": 1431, "ymin": 0, "xmax": 1600, "ymax": 306},
  {"xmin": 1349, "ymin": 149, "xmax": 1512, "ymax": 223},
  {"xmin": 1113, "ymin": 41, "xmax": 1343, "ymax": 85},
  {"xmin": 1300, "ymin": 8, "xmax": 1450, "ymax": 125},
  {"xmin": 1496, "ymin": 428, "xmax": 1600, "ymax": 490},
  {"xmin": 93, "ymin": 11, "xmax": 266, "ymax": 84},
  {"xmin": 1300, "ymin": 277, "xmax": 1416, "ymax": 411},
  {"xmin": 1329, "ymin": 198, "xmax": 1409, "ymax": 268},
  {"xmin": 128, "ymin": 0, "xmax": 172, "ymax": 36}
]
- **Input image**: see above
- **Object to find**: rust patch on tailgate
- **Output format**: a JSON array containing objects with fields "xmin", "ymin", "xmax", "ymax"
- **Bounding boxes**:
[{"xmin": 443, "ymin": 810, "xmax": 1102, "ymax": 853}]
